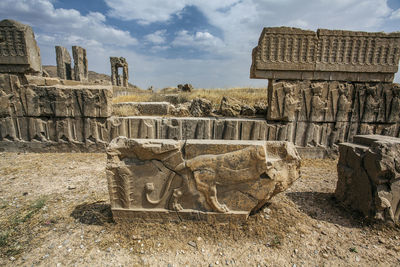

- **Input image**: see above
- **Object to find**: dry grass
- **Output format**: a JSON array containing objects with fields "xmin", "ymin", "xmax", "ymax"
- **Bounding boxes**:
[{"xmin": 112, "ymin": 87, "xmax": 268, "ymax": 107}]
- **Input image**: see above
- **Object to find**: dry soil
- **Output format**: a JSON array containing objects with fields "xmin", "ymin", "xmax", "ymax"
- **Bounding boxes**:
[{"xmin": 0, "ymin": 153, "xmax": 399, "ymax": 266}]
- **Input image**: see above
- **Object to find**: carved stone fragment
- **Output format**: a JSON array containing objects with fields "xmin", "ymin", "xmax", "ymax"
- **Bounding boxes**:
[
  {"xmin": 336, "ymin": 135, "xmax": 400, "ymax": 224},
  {"xmin": 106, "ymin": 137, "xmax": 301, "ymax": 222},
  {"xmin": 0, "ymin": 19, "xmax": 41, "ymax": 75}
]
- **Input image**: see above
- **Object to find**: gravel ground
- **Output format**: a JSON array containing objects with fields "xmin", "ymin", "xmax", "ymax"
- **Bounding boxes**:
[{"xmin": 0, "ymin": 153, "xmax": 399, "ymax": 266}]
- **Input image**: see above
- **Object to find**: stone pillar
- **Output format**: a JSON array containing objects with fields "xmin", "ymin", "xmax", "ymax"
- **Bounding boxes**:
[
  {"xmin": 72, "ymin": 46, "xmax": 88, "ymax": 82},
  {"xmin": 0, "ymin": 19, "xmax": 42, "ymax": 75},
  {"xmin": 110, "ymin": 57, "xmax": 129, "ymax": 87},
  {"xmin": 55, "ymin": 46, "xmax": 72, "ymax": 80}
]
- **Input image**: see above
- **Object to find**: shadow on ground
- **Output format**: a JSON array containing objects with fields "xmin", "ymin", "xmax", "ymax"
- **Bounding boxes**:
[
  {"xmin": 71, "ymin": 201, "xmax": 114, "ymax": 225},
  {"xmin": 287, "ymin": 191, "xmax": 368, "ymax": 228}
]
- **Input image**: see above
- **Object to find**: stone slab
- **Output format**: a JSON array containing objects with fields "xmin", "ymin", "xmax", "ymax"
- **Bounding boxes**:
[
  {"xmin": 113, "ymin": 102, "xmax": 171, "ymax": 116},
  {"xmin": 251, "ymin": 27, "xmax": 400, "ymax": 82},
  {"xmin": 106, "ymin": 137, "xmax": 301, "ymax": 221}
]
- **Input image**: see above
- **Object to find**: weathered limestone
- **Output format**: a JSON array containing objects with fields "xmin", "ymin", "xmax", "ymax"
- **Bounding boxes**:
[
  {"xmin": 251, "ymin": 27, "xmax": 400, "ymax": 82},
  {"xmin": 106, "ymin": 137, "xmax": 300, "ymax": 221},
  {"xmin": 72, "ymin": 46, "xmax": 88, "ymax": 82},
  {"xmin": 107, "ymin": 116, "xmax": 270, "ymax": 141},
  {"xmin": 266, "ymin": 80, "xmax": 400, "ymax": 148},
  {"xmin": 113, "ymin": 102, "xmax": 171, "ymax": 116},
  {"xmin": 55, "ymin": 46, "xmax": 72, "ymax": 80},
  {"xmin": 0, "ymin": 19, "xmax": 41, "ymax": 75},
  {"xmin": 110, "ymin": 57, "xmax": 129, "ymax": 87},
  {"xmin": 0, "ymin": 74, "xmax": 112, "ymax": 149},
  {"xmin": 336, "ymin": 135, "xmax": 400, "ymax": 224}
]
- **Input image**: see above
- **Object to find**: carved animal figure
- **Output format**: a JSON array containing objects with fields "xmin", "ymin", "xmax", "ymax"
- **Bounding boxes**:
[{"xmin": 145, "ymin": 146, "xmax": 271, "ymax": 213}]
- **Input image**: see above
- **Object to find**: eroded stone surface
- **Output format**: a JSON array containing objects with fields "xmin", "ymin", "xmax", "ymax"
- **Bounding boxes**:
[
  {"xmin": 55, "ymin": 46, "xmax": 72, "ymax": 80},
  {"xmin": 0, "ymin": 73, "xmax": 112, "ymax": 145},
  {"xmin": 266, "ymin": 80, "xmax": 400, "ymax": 148},
  {"xmin": 251, "ymin": 27, "xmax": 400, "ymax": 82},
  {"xmin": 0, "ymin": 19, "xmax": 41, "ymax": 75},
  {"xmin": 110, "ymin": 57, "xmax": 129, "ymax": 87},
  {"xmin": 106, "ymin": 137, "xmax": 301, "ymax": 221},
  {"xmin": 335, "ymin": 135, "xmax": 400, "ymax": 224},
  {"xmin": 72, "ymin": 46, "xmax": 88, "ymax": 82}
]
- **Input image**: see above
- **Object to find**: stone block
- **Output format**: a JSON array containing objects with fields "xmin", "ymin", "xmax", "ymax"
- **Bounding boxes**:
[
  {"xmin": 106, "ymin": 137, "xmax": 300, "ymax": 222},
  {"xmin": 45, "ymin": 77, "xmax": 61, "ymax": 86},
  {"xmin": 0, "ymin": 19, "xmax": 41, "ymax": 75},
  {"xmin": 113, "ymin": 102, "xmax": 171, "ymax": 116},
  {"xmin": 335, "ymin": 135, "xmax": 400, "ymax": 224},
  {"xmin": 251, "ymin": 27, "xmax": 400, "ymax": 82}
]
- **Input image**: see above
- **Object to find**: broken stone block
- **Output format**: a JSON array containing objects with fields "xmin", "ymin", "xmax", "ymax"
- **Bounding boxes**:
[
  {"xmin": 190, "ymin": 97, "xmax": 212, "ymax": 117},
  {"xmin": 219, "ymin": 96, "xmax": 242, "ymax": 117},
  {"xmin": 106, "ymin": 137, "xmax": 300, "ymax": 222},
  {"xmin": 335, "ymin": 135, "xmax": 400, "ymax": 224},
  {"xmin": 0, "ymin": 19, "xmax": 42, "ymax": 75},
  {"xmin": 72, "ymin": 46, "xmax": 88, "ymax": 82}
]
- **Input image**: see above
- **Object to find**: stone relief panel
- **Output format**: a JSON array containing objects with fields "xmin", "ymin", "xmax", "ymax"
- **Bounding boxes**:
[
  {"xmin": 0, "ymin": 19, "xmax": 41, "ymax": 75},
  {"xmin": 251, "ymin": 27, "xmax": 400, "ymax": 82},
  {"xmin": 106, "ymin": 137, "xmax": 300, "ymax": 221}
]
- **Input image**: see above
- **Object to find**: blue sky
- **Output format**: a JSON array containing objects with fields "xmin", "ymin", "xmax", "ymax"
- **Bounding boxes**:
[{"xmin": 1, "ymin": 0, "xmax": 400, "ymax": 89}]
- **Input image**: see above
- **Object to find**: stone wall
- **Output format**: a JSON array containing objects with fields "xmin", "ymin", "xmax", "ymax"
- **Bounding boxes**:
[
  {"xmin": 266, "ymin": 80, "xmax": 400, "ymax": 148},
  {"xmin": 0, "ymin": 74, "xmax": 112, "ymax": 151}
]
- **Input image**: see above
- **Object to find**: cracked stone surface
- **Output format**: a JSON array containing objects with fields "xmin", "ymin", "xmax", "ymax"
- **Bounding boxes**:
[{"xmin": 106, "ymin": 137, "xmax": 301, "ymax": 222}]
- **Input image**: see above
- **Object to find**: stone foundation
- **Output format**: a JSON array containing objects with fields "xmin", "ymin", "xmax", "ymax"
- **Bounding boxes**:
[
  {"xmin": 106, "ymin": 137, "xmax": 301, "ymax": 222},
  {"xmin": 335, "ymin": 135, "xmax": 400, "ymax": 224}
]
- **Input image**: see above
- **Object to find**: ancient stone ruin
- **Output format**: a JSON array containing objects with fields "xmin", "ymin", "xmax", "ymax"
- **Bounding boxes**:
[
  {"xmin": 0, "ymin": 19, "xmax": 41, "ymax": 75},
  {"xmin": 72, "ymin": 46, "xmax": 88, "ymax": 82},
  {"xmin": 106, "ymin": 137, "xmax": 300, "ymax": 222},
  {"xmin": 110, "ymin": 57, "xmax": 129, "ymax": 87},
  {"xmin": 55, "ymin": 46, "xmax": 72, "ymax": 80},
  {"xmin": 336, "ymin": 135, "xmax": 400, "ymax": 224},
  {"xmin": 0, "ymin": 19, "xmax": 111, "ymax": 152},
  {"xmin": 251, "ymin": 27, "xmax": 400, "ymax": 152}
]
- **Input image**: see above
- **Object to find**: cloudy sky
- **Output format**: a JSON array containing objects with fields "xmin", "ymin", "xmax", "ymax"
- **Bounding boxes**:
[{"xmin": 1, "ymin": 0, "xmax": 399, "ymax": 89}]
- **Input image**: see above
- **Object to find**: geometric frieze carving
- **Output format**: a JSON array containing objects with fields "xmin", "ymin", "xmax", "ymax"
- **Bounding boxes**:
[
  {"xmin": 0, "ymin": 19, "xmax": 42, "ymax": 75},
  {"xmin": 110, "ymin": 57, "xmax": 129, "ymax": 87},
  {"xmin": 251, "ymin": 27, "xmax": 400, "ymax": 82},
  {"xmin": 106, "ymin": 137, "xmax": 301, "ymax": 222}
]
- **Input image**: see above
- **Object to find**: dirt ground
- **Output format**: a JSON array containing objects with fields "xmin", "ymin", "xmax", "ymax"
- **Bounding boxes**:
[{"xmin": 0, "ymin": 152, "xmax": 399, "ymax": 267}]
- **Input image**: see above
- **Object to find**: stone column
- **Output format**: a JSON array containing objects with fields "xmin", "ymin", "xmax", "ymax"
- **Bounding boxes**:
[
  {"xmin": 72, "ymin": 46, "xmax": 88, "ymax": 82},
  {"xmin": 55, "ymin": 46, "xmax": 72, "ymax": 80}
]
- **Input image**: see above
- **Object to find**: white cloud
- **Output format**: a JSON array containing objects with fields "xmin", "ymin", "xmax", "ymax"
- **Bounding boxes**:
[
  {"xmin": 0, "ymin": 0, "xmax": 137, "ymax": 47},
  {"xmin": 390, "ymin": 8, "xmax": 400, "ymax": 19},
  {"xmin": 104, "ymin": 0, "xmax": 239, "ymax": 24},
  {"xmin": 171, "ymin": 30, "xmax": 225, "ymax": 52},
  {"xmin": 145, "ymin": 30, "xmax": 167, "ymax": 44}
]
